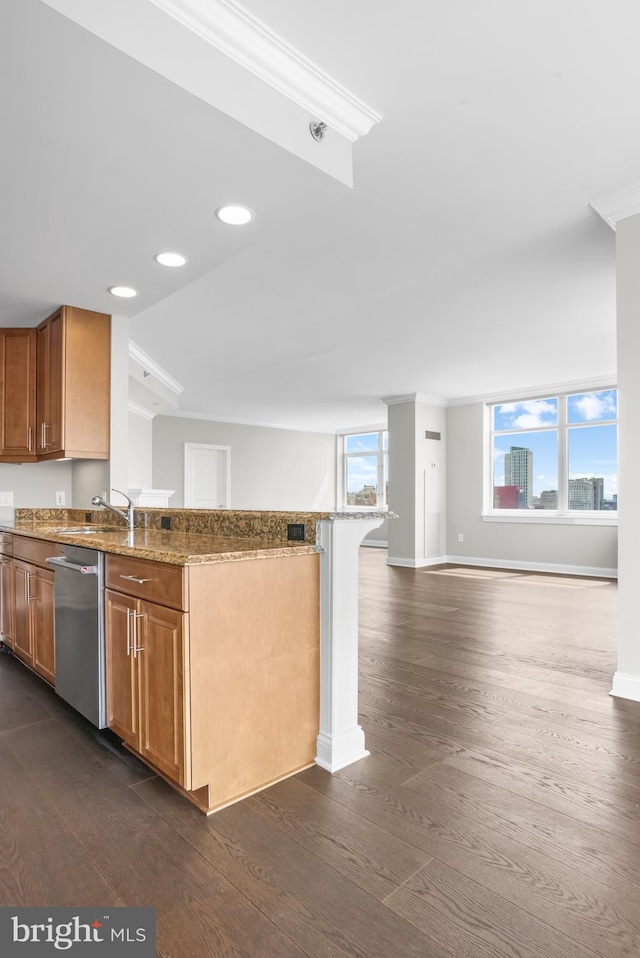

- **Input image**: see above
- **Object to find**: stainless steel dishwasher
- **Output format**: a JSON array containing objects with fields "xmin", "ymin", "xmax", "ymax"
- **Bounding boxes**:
[{"xmin": 46, "ymin": 544, "xmax": 107, "ymax": 728}]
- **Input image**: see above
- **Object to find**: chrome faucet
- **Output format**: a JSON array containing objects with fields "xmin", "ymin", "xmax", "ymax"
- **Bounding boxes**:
[{"xmin": 91, "ymin": 489, "xmax": 135, "ymax": 531}]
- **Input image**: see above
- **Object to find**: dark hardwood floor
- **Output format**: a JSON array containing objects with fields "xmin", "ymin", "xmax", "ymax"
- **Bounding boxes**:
[{"xmin": 2, "ymin": 549, "xmax": 638, "ymax": 957}]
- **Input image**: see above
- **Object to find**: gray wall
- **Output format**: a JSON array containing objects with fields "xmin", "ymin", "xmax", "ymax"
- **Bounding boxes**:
[
  {"xmin": 446, "ymin": 402, "xmax": 618, "ymax": 574},
  {"xmin": 71, "ymin": 459, "xmax": 110, "ymax": 509},
  {"xmin": 0, "ymin": 461, "xmax": 72, "ymax": 515},
  {"xmin": 153, "ymin": 415, "xmax": 337, "ymax": 511},
  {"xmin": 128, "ymin": 411, "xmax": 153, "ymax": 489}
]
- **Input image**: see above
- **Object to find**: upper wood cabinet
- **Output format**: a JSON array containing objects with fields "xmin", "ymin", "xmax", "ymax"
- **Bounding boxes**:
[
  {"xmin": 0, "ymin": 306, "xmax": 110, "ymax": 464},
  {"xmin": 36, "ymin": 306, "xmax": 111, "ymax": 461},
  {"xmin": 0, "ymin": 328, "xmax": 37, "ymax": 461}
]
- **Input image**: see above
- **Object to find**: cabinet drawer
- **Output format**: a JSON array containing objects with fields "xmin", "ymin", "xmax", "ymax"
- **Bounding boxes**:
[
  {"xmin": 105, "ymin": 555, "xmax": 186, "ymax": 610},
  {"xmin": 0, "ymin": 533, "xmax": 13, "ymax": 556},
  {"xmin": 12, "ymin": 535, "xmax": 63, "ymax": 566}
]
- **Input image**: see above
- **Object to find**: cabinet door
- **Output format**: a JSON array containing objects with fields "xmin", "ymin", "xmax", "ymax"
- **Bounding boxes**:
[
  {"xmin": 32, "ymin": 567, "xmax": 55, "ymax": 685},
  {"xmin": 12, "ymin": 561, "xmax": 34, "ymax": 666},
  {"xmin": 35, "ymin": 311, "xmax": 63, "ymax": 454},
  {"xmin": 35, "ymin": 319, "xmax": 50, "ymax": 454},
  {"xmin": 105, "ymin": 589, "xmax": 138, "ymax": 747},
  {"xmin": 0, "ymin": 556, "xmax": 13, "ymax": 647},
  {"xmin": 47, "ymin": 309, "xmax": 63, "ymax": 453},
  {"xmin": 137, "ymin": 601, "xmax": 186, "ymax": 786},
  {"xmin": 0, "ymin": 329, "xmax": 36, "ymax": 460}
]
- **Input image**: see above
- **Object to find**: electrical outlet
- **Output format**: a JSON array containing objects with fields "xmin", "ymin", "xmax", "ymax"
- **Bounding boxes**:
[
  {"xmin": 0, "ymin": 492, "xmax": 13, "ymax": 506},
  {"xmin": 287, "ymin": 523, "xmax": 306, "ymax": 541},
  {"xmin": 161, "ymin": 516, "xmax": 172, "ymax": 530},
  {"xmin": 457, "ymin": 533, "xmax": 464, "ymax": 543},
  {"xmin": 55, "ymin": 491, "xmax": 65, "ymax": 506}
]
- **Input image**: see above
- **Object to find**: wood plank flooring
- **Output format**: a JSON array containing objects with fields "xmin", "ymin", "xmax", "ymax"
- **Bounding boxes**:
[{"xmin": 1, "ymin": 549, "xmax": 638, "ymax": 958}]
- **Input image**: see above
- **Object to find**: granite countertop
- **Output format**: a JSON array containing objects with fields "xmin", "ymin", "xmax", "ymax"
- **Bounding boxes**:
[{"xmin": 1, "ymin": 522, "xmax": 320, "ymax": 566}]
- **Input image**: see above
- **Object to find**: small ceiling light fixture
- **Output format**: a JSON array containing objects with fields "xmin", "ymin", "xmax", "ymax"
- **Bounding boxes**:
[
  {"xmin": 215, "ymin": 204, "xmax": 253, "ymax": 226},
  {"xmin": 309, "ymin": 120, "xmax": 327, "ymax": 142},
  {"xmin": 155, "ymin": 251, "xmax": 187, "ymax": 268},
  {"xmin": 108, "ymin": 286, "xmax": 137, "ymax": 298}
]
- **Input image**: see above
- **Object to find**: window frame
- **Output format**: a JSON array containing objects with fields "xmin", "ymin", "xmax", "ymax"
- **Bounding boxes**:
[
  {"xmin": 339, "ymin": 428, "xmax": 388, "ymax": 511},
  {"xmin": 484, "ymin": 386, "xmax": 617, "ymax": 525}
]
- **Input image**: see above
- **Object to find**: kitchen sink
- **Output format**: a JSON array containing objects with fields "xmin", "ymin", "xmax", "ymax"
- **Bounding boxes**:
[{"xmin": 56, "ymin": 526, "xmax": 114, "ymax": 535}]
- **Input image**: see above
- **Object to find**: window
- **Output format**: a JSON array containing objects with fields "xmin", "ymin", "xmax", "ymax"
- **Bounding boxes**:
[
  {"xmin": 342, "ymin": 431, "xmax": 388, "ymax": 509},
  {"xmin": 489, "ymin": 388, "xmax": 617, "ymax": 517}
]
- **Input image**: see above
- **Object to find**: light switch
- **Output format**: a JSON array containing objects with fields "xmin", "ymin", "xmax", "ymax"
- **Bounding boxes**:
[{"xmin": 0, "ymin": 492, "xmax": 13, "ymax": 506}]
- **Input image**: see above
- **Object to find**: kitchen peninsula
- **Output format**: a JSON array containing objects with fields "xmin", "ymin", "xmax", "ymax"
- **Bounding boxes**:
[{"xmin": 0, "ymin": 507, "xmax": 385, "ymax": 813}]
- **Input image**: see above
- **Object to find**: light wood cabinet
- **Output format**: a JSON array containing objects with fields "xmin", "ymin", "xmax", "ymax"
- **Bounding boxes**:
[
  {"xmin": 105, "ymin": 552, "xmax": 320, "ymax": 814},
  {"xmin": 0, "ymin": 533, "xmax": 13, "ymax": 648},
  {"xmin": 0, "ymin": 329, "xmax": 37, "ymax": 461},
  {"xmin": 36, "ymin": 305, "xmax": 111, "ymax": 460},
  {"xmin": 12, "ymin": 560, "xmax": 55, "ymax": 684},
  {"xmin": 13, "ymin": 560, "xmax": 35, "ymax": 667},
  {"xmin": 0, "ymin": 306, "xmax": 110, "ymax": 464},
  {"xmin": 32, "ymin": 566, "xmax": 55, "ymax": 685},
  {"xmin": 0, "ymin": 556, "xmax": 13, "ymax": 648},
  {"xmin": 10, "ymin": 536, "xmax": 59, "ymax": 684},
  {"xmin": 106, "ymin": 588, "xmax": 186, "ymax": 785}
]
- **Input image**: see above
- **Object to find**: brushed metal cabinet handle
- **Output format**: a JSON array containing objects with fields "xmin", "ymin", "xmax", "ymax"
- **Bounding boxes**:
[
  {"xmin": 120, "ymin": 575, "xmax": 151, "ymax": 584},
  {"xmin": 132, "ymin": 612, "xmax": 144, "ymax": 658}
]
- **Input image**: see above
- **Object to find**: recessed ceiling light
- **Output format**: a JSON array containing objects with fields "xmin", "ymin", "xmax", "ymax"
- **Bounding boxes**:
[
  {"xmin": 108, "ymin": 286, "xmax": 137, "ymax": 298},
  {"xmin": 215, "ymin": 205, "xmax": 253, "ymax": 226},
  {"xmin": 155, "ymin": 252, "xmax": 187, "ymax": 268}
]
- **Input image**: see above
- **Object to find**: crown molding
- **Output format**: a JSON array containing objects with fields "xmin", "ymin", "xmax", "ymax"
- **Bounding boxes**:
[
  {"xmin": 336, "ymin": 422, "xmax": 388, "ymax": 436},
  {"xmin": 159, "ymin": 408, "xmax": 336, "ymax": 434},
  {"xmin": 590, "ymin": 184, "xmax": 640, "ymax": 230},
  {"xmin": 447, "ymin": 375, "xmax": 617, "ymax": 407},
  {"xmin": 148, "ymin": 0, "xmax": 381, "ymax": 141},
  {"xmin": 128, "ymin": 400, "xmax": 157, "ymax": 421},
  {"xmin": 382, "ymin": 392, "xmax": 447, "ymax": 407},
  {"xmin": 129, "ymin": 340, "xmax": 184, "ymax": 396}
]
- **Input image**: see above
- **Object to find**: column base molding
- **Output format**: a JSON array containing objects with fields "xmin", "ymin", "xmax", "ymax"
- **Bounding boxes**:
[
  {"xmin": 316, "ymin": 728, "xmax": 369, "ymax": 773},
  {"xmin": 610, "ymin": 671, "xmax": 640, "ymax": 703}
]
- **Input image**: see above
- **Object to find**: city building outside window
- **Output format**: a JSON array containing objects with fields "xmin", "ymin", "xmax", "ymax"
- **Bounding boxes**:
[
  {"xmin": 342, "ymin": 431, "xmax": 388, "ymax": 509},
  {"xmin": 489, "ymin": 388, "xmax": 617, "ymax": 516}
]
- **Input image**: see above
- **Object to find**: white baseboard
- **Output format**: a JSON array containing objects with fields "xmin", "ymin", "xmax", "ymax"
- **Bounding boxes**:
[
  {"xmin": 444, "ymin": 554, "xmax": 617, "ymax": 579},
  {"xmin": 610, "ymin": 672, "xmax": 640, "ymax": 702},
  {"xmin": 361, "ymin": 539, "xmax": 388, "ymax": 549},
  {"xmin": 387, "ymin": 555, "xmax": 447, "ymax": 568}
]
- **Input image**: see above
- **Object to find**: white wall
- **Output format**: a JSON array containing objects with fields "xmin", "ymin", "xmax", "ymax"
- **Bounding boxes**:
[
  {"xmin": 152, "ymin": 415, "xmax": 336, "ymax": 510},
  {"xmin": 446, "ymin": 402, "xmax": 618, "ymax": 574},
  {"xmin": 128, "ymin": 410, "xmax": 153, "ymax": 489}
]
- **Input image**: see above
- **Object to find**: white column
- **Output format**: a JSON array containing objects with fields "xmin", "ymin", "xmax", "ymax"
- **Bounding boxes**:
[
  {"xmin": 316, "ymin": 515, "xmax": 384, "ymax": 772},
  {"xmin": 613, "ymin": 215, "xmax": 640, "ymax": 702},
  {"xmin": 385, "ymin": 393, "xmax": 447, "ymax": 568}
]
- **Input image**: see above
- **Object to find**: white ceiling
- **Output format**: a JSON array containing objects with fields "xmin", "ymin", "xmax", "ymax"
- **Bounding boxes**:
[{"xmin": 2, "ymin": 0, "xmax": 634, "ymax": 432}]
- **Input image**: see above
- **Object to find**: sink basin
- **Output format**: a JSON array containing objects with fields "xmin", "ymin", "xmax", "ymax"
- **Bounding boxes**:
[
  {"xmin": 56, "ymin": 526, "xmax": 115, "ymax": 535},
  {"xmin": 58, "ymin": 528, "xmax": 99, "ymax": 535}
]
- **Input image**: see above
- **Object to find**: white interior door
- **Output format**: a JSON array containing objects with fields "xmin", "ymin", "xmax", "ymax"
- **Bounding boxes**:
[{"xmin": 184, "ymin": 443, "xmax": 230, "ymax": 508}]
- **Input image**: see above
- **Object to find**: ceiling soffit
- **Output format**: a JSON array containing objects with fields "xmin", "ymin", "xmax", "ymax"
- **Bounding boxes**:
[
  {"xmin": 149, "ymin": 0, "xmax": 381, "ymax": 141},
  {"xmin": 590, "ymin": 184, "xmax": 640, "ymax": 230},
  {"xmin": 40, "ymin": 0, "xmax": 381, "ymax": 186}
]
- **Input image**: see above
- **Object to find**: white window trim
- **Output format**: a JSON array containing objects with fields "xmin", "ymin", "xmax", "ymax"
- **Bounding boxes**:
[
  {"xmin": 483, "ymin": 386, "xmax": 618, "ymax": 525},
  {"xmin": 338, "ymin": 427, "xmax": 389, "ymax": 512}
]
